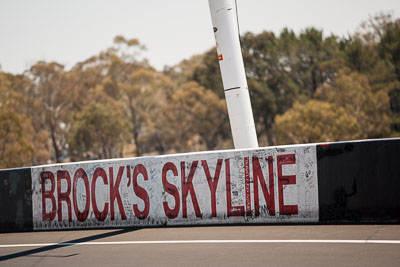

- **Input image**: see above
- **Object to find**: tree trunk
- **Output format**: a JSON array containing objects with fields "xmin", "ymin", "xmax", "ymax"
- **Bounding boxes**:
[
  {"xmin": 50, "ymin": 124, "xmax": 61, "ymax": 163},
  {"xmin": 128, "ymin": 99, "xmax": 141, "ymax": 157},
  {"xmin": 264, "ymin": 119, "xmax": 276, "ymax": 146},
  {"xmin": 134, "ymin": 131, "xmax": 141, "ymax": 156},
  {"xmin": 311, "ymin": 67, "xmax": 318, "ymax": 93}
]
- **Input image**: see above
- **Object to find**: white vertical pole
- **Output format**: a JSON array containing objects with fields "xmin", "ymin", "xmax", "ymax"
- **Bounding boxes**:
[{"xmin": 208, "ymin": 0, "xmax": 258, "ymax": 149}]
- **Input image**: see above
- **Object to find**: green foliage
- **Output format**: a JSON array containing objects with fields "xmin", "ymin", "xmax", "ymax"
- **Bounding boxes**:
[
  {"xmin": 119, "ymin": 68, "xmax": 172, "ymax": 156},
  {"xmin": 163, "ymin": 54, "xmax": 205, "ymax": 87},
  {"xmin": 316, "ymin": 71, "xmax": 391, "ymax": 138},
  {"xmin": 1, "ymin": 13, "xmax": 400, "ymax": 168},
  {"xmin": 0, "ymin": 74, "xmax": 34, "ymax": 168},
  {"xmin": 275, "ymin": 100, "xmax": 360, "ymax": 144},
  {"xmin": 159, "ymin": 81, "xmax": 230, "ymax": 152},
  {"xmin": 379, "ymin": 19, "xmax": 400, "ymax": 80},
  {"xmin": 189, "ymin": 48, "xmax": 224, "ymax": 98},
  {"xmin": 238, "ymin": 28, "xmax": 345, "ymax": 145},
  {"xmin": 0, "ymin": 109, "xmax": 34, "ymax": 168},
  {"xmin": 68, "ymin": 102, "xmax": 129, "ymax": 160},
  {"xmin": 28, "ymin": 61, "xmax": 71, "ymax": 163},
  {"xmin": 276, "ymin": 70, "xmax": 391, "ymax": 144}
]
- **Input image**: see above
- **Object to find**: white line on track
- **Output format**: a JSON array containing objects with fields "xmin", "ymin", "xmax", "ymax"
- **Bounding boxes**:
[{"xmin": 1, "ymin": 240, "xmax": 400, "ymax": 248}]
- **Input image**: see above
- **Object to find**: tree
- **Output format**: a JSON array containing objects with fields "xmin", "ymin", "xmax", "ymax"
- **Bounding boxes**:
[
  {"xmin": 159, "ymin": 81, "xmax": 230, "ymax": 152},
  {"xmin": 28, "ymin": 62, "xmax": 71, "ymax": 163},
  {"xmin": 316, "ymin": 71, "xmax": 391, "ymax": 138},
  {"xmin": 0, "ymin": 109, "xmax": 34, "ymax": 168},
  {"xmin": 0, "ymin": 73, "xmax": 34, "ymax": 168},
  {"xmin": 379, "ymin": 19, "xmax": 400, "ymax": 81},
  {"xmin": 241, "ymin": 30, "xmax": 301, "ymax": 145},
  {"xmin": 69, "ymin": 35, "xmax": 149, "ymax": 106},
  {"xmin": 189, "ymin": 48, "xmax": 224, "ymax": 98},
  {"xmin": 163, "ymin": 54, "xmax": 205, "ymax": 87},
  {"xmin": 344, "ymin": 37, "xmax": 392, "ymax": 87},
  {"xmin": 119, "ymin": 68, "xmax": 173, "ymax": 156},
  {"xmin": 295, "ymin": 28, "xmax": 344, "ymax": 94},
  {"xmin": 354, "ymin": 12, "xmax": 394, "ymax": 45},
  {"xmin": 274, "ymin": 70, "xmax": 391, "ymax": 144},
  {"xmin": 274, "ymin": 100, "xmax": 360, "ymax": 144},
  {"xmin": 68, "ymin": 101, "xmax": 129, "ymax": 160}
]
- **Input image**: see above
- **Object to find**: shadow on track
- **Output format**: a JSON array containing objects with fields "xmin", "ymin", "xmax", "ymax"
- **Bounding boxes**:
[{"xmin": 0, "ymin": 228, "xmax": 139, "ymax": 261}]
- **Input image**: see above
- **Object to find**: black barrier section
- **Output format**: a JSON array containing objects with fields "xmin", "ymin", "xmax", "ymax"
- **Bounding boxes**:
[
  {"xmin": 317, "ymin": 138, "xmax": 400, "ymax": 223},
  {"xmin": 0, "ymin": 168, "xmax": 33, "ymax": 232}
]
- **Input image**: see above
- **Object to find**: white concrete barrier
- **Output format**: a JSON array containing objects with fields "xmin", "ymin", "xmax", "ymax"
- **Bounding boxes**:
[{"xmin": 31, "ymin": 145, "xmax": 319, "ymax": 230}]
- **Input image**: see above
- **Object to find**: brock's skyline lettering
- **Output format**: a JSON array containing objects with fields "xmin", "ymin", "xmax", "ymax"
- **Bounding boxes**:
[{"xmin": 31, "ymin": 146, "xmax": 319, "ymax": 229}]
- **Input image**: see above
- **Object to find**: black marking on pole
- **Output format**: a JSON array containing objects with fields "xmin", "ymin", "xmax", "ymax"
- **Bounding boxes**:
[{"xmin": 224, "ymin": 87, "xmax": 240, "ymax": 92}]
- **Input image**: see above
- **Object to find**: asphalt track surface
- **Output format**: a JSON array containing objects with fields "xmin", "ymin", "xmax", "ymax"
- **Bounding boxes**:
[{"xmin": 1, "ymin": 225, "xmax": 400, "ymax": 266}]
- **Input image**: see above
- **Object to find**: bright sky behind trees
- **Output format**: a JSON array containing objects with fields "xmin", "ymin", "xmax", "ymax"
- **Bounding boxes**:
[{"xmin": 0, "ymin": 0, "xmax": 399, "ymax": 74}]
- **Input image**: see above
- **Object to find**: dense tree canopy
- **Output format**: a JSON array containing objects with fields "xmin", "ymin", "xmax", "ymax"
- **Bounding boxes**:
[{"xmin": 0, "ymin": 13, "xmax": 399, "ymax": 168}]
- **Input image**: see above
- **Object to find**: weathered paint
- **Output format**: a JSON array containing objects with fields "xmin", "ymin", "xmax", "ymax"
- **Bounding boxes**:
[
  {"xmin": 31, "ymin": 145, "xmax": 319, "ymax": 230},
  {"xmin": 1, "ymin": 139, "xmax": 399, "ymax": 233}
]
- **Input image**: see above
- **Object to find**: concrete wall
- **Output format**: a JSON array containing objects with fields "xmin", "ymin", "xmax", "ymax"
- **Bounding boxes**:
[
  {"xmin": 317, "ymin": 139, "xmax": 400, "ymax": 223},
  {"xmin": 0, "ymin": 138, "xmax": 399, "ymax": 232},
  {"xmin": 31, "ymin": 145, "xmax": 318, "ymax": 230}
]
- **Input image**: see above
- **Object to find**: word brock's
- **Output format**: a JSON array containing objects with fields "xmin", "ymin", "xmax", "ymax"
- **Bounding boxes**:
[{"xmin": 40, "ymin": 154, "xmax": 298, "ymax": 223}]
